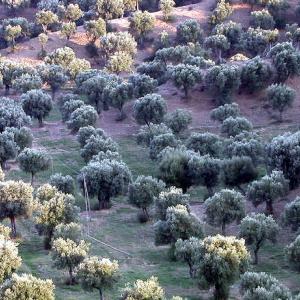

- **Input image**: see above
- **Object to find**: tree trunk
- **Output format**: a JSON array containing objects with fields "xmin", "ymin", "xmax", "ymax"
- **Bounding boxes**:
[
  {"xmin": 38, "ymin": 118, "xmax": 44, "ymax": 127},
  {"xmin": 253, "ymin": 247, "xmax": 259, "ymax": 265},
  {"xmin": 279, "ymin": 111, "xmax": 283, "ymax": 122},
  {"xmin": 182, "ymin": 185, "xmax": 188, "ymax": 193},
  {"xmin": 31, "ymin": 172, "xmax": 34, "ymax": 186},
  {"xmin": 221, "ymin": 222, "xmax": 226, "ymax": 235},
  {"xmin": 10, "ymin": 216, "xmax": 16, "ymax": 237},
  {"xmin": 98, "ymin": 194, "xmax": 110, "ymax": 210},
  {"xmin": 116, "ymin": 107, "xmax": 126, "ymax": 121},
  {"xmin": 5, "ymin": 84, "xmax": 10, "ymax": 95},
  {"xmin": 266, "ymin": 200, "xmax": 273, "ymax": 215},
  {"xmin": 68, "ymin": 266, "xmax": 75, "ymax": 285},
  {"xmin": 207, "ymin": 186, "xmax": 214, "ymax": 197},
  {"xmin": 99, "ymin": 288, "xmax": 103, "ymax": 300},
  {"xmin": 214, "ymin": 282, "xmax": 229, "ymax": 300},
  {"xmin": 51, "ymin": 89, "xmax": 56, "ymax": 101},
  {"xmin": 183, "ymin": 86, "xmax": 189, "ymax": 99}
]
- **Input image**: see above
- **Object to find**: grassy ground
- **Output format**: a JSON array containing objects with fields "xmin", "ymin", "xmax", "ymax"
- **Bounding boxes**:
[{"xmin": 5, "ymin": 107, "xmax": 300, "ymax": 299}]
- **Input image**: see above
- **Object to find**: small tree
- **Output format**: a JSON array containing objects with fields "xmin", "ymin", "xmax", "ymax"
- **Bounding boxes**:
[
  {"xmin": 121, "ymin": 277, "xmax": 165, "ymax": 300},
  {"xmin": 205, "ymin": 64, "xmax": 241, "ymax": 104},
  {"xmin": 211, "ymin": 103, "xmax": 240, "ymax": 122},
  {"xmin": 84, "ymin": 18, "xmax": 106, "ymax": 44},
  {"xmin": 80, "ymin": 135, "xmax": 118, "ymax": 163},
  {"xmin": 241, "ymin": 57, "xmax": 272, "ymax": 93},
  {"xmin": 4, "ymin": 25, "xmax": 22, "ymax": 52},
  {"xmin": 35, "ymin": 192, "xmax": 79, "ymax": 249},
  {"xmin": 266, "ymin": 83, "xmax": 296, "ymax": 122},
  {"xmin": 12, "ymin": 73, "xmax": 42, "ymax": 93},
  {"xmin": 53, "ymin": 222, "xmax": 81, "ymax": 242},
  {"xmin": 0, "ymin": 131, "xmax": 18, "ymax": 169},
  {"xmin": 77, "ymin": 256, "xmax": 119, "ymax": 300},
  {"xmin": 52, "ymin": 238, "xmax": 89, "ymax": 284},
  {"xmin": 65, "ymin": 3, "xmax": 83, "ymax": 21},
  {"xmin": 222, "ymin": 156, "xmax": 258, "ymax": 192},
  {"xmin": 0, "ymin": 274, "xmax": 55, "ymax": 300},
  {"xmin": 77, "ymin": 126, "xmax": 106, "ymax": 148},
  {"xmin": 240, "ymin": 213, "xmax": 279, "ymax": 264},
  {"xmin": 169, "ymin": 64, "xmax": 202, "ymax": 99},
  {"xmin": 176, "ymin": 19, "xmax": 203, "ymax": 44},
  {"xmin": 105, "ymin": 82, "xmax": 133, "ymax": 120},
  {"xmin": 196, "ymin": 235, "xmax": 249, "ymax": 300},
  {"xmin": 164, "ymin": 109, "xmax": 192, "ymax": 135},
  {"xmin": 250, "ymin": 9, "xmax": 275, "ymax": 30},
  {"xmin": 159, "ymin": 0, "xmax": 175, "ymax": 21},
  {"xmin": 283, "ymin": 196, "xmax": 300, "ymax": 232},
  {"xmin": 210, "ymin": 0, "xmax": 233, "ymax": 25},
  {"xmin": 188, "ymin": 155, "xmax": 221, "ymax": 197},
  {"xmin": 78, "ymin": 160, "xmax": 132, "ymax": 209},
  {"xmin": 175, "ymin": 237, "xmax": 202, "ymax": 278},
  {"xmin": 247, "ymin": 170, "xmax": 289, "ymax": 215},
  {"xmin": 158, "ymin": 147, "xmax": 196, "ymax": 193},
  {"xmin": 0, "ymin": 180, "xmax": 33, "ymax": 237},
  {"xmin": 61, "ymin": 100, "xmax": 85, "ymax": 122},
  {"xmin": 61, "ymin": 22, "xmax": 76, "ymax": 42},
  {"xmin": 205, "ymin": 189, "xmax": 245, "ymax": 235},
  {"xmin": 95, "ymin": 0, "xmax": 124, "ymax": 20},
  {"xmin": 36, "ymin": 10, "xmax": 59, "ymax": 33},
  {"xmin": 0, "ymin": 235, "xmax": 22, "ymax": 284},
  {"xmin": 21, "ymin": 89, "xmax": 52, "ymax": 126},
  {"xmin": 221, "ymin": 116, "xmax": 253, "ymax": 137},
  {"xmin": 106, "ymin": 52, "xmax": 133, "ymax": 75},
  {"xmin": 155, "ymin": 186, "xmax": 190, "ymax": 221},
  {"xmin": 186, "ymin": 132, "xmax": 222, "ymax": 157},
  {"xmin": 204, "ymin": 34, "xmax": 230, "ymax": 62},
  {"xmin": 18, "ymin": 148, "xmax": 51, "ymax": 185},
  {"xmin": 286, "ymin": 235, "xmax": 300, "ymax": 271},
  {"xmin": 129, "ymin": 11, "xmax": 155, "ymax": 43},
  {"xmin": 241, "ymin": 272, "xmax": 292, "ymax": 300},
  {"xmin": 67, "ymin": 105, "xmax": 98, "ymax": 132},
  {"xmin": 38, "ymin": 33, "xmax": 48, "ymax": 57},
  {"xmin": 128, "ymin": 176, "xmax": 165, "ymax": 221},
  {"xmin": 39, "ymin": 64, "xmax": 68, "ymax": 100},
  {"xmin": 128, "ymin": 74, "xmax": 157, "ymax": 98},
  {"xmin": 50, "ymin": 173, "xmax": 75, "ymax": 194},
  {"xmin": 149, "ymin": 133, "xmax": 178, "ymax": 160},
  {"xmin": 133, "ymin": 94, "xmax": 167, "ymax": 126}
]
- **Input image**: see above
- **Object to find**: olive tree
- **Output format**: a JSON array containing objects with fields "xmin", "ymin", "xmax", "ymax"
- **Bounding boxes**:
[
  {"xmin": 36, "ymin": 10, "xmax": 59, "ymax": 33},
  {"xmin": 50, "ymin": 173, "xmax": 75, "ymax": 195},
  {"xmin": 286, "ymin": 235, "xmax": 300, "ymax": 271},
  {"xmin": 128, "ymin": 74, "xmax": 157, "ymax": 98},
  {"xmin": 211, "ymin": 103, "xmax": 240, "ymax": 122},
  {"xmin": 149, "ymin": 133, "xmax": 178, "ymax": 160},
  {"xmin": 0, "ymin": 235, "xmax": 22, "ymax": 283},
  {"xmin": 241, "ymin": 57, "xmax": 272, "ymax": 93},
  {"xmin": 164, "ymin": 109, "xmax": 192, "ymax": 134},
  {"xmin": 52, "ymin": 238, "xmax": 89, "ymax": 284},
  {"xmin": 133, "ymin": 94, "xmax": 167, "ymax": 126},
  {"xmin": 18, "ymin": 148, "xmax": 51, "ymax": 185},
  {"xmin": 77, "ymin": 256, "xmax": 119, "ymax": 300},
  {"xmin": 158, "ymin": 147, "xmax": 196, "ymax": 193},
  {"xmin": 283, "ymin": 196, "xmax": 300, "ymax": 232},
  {"xmin": 205, "ymin": 64, "xmax": 241, "ymax": 104},
  {"xmin": 0, "ymin": 131, "xmax": 18, "ymax": 169},
  {"xmin": 128, "ymin": 175, "xmax": 165, "ymax": 221},
  {"xmin": 266, "ymin": 83, "xmax": 296, "ymax": 122},
  {"xmin": 77, "ymin": 126, "xmax": 106, "ymax": 148},
  {"xmin": 155, "ymin": 186, "xmax": 190, "ymax": 221},
  {"xmin": 136, "ymin": 123, "xmax": 172, "ymax": 146},
  {"xmin": 196, "ymin": 235, "xmax": 249, "ymax": 300},
  {"xmin": 241, "ymin": 272, "xmax": 292, "ymax": 300},
  {"xmin": 21, "ymin": 89, "xmax": 52, "ymax": 126},
  {"xmin": 95, "ymin": 0, "xmax": 124, "ymax": 20},
  {"xmin": 4, "ymin": 25, "xmax": 22, "ymax": 52},
  {"xmin": 0, "ymin": 180, "xmax": 33, "ymax": 237},
  {"xmin": 176, "ymin": 19, "xmax": 203, "ymax": 44},
  {"xmin": 106, "ymin": 51, "xmax": 133, "ymax": 75},
  {"xmin": 78, "ymin": 159, "xmax": 132, "ymax": 209},
  {"xmin": 67, "ymin": 105, "xmax": 98, "ymax": 132},
  {"xmin": 0, "ymin": 274, "xmax": 55, "ymax": 300},
  {"xmin": 80, "ymin": 135, "xmax": 118, "ymax": 162},
  {"xmin": 35, "ymin": 192, "xmax": 79, "ymax": 249},
  {"xmin": 240, "ymin": 213, "xmax": 279, "ymax": 264},
  {"xmin": 247, "ymin": 170, "xmax": 289, "ymax": 215},
  {"xmin": 159, "ymin": 0, "xmax": 175, "ymax": 21},
  {"xmin": 169, "ymin": 64, "xmax": 202, "ymax": 99},
  {"xmin": 84, "ymin": 18, "xmax": 106, "ymax": 44},
  {"xmin": 12, "ymin": 73, "xmax": 42, "ymax": 93},
  {"xmin": 250, "ymin": 9, "xmax": 275, "ymax": 30},
  {"xmin": 129, "ymin": 11, "xmax": 155, "ymax": 43},
  {"xmin": 53, "ymin": 222, "xmax": 81, "ymax": 242},
  {"xmin": 222, "ymin": 156, "xmax": 258, "ymax": 191},
  {"xmin": 210, "ymin": 0, "xmax": 233, "ymax": 25},
  {"xmin": 61, "ymin": 22, "xmax": 77, "ymax": 42},
  {"xmin": 204, "ymin": 34, "xmax": 230, "ymax": 62},
  {"xmin": 221, "ymin": 117, "xmax": 252, "ymax": 137},
  {"xmin": 188, "ymin": 155, "xmax": 221, "ymax": 197},
  {"xmin": 205, "ymin": 189, "xmax": 245, "ymax": 235},
  {"xmin": 186, "ymin": 132, "xmax": 222, "ymax": 157},
  {"xmin": 61, "ymin": 100, "xmax": 85, "ymax": 122}
]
